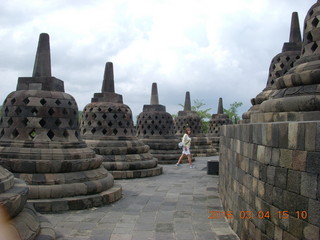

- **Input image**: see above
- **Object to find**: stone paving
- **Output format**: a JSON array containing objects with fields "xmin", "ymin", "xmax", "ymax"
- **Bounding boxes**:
[{"xmin": 44, "ymin": 157, "xmax": 239, "ymax": 240}]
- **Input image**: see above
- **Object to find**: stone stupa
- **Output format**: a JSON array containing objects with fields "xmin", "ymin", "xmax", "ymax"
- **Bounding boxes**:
[
  {"xmin": 80, "ymin": 62, "xmax": 163, "ymax": 179},
  {"xmin": 0, "ymin": 166, "xmax": 58, "ymax": 239},
  {"xmin": 0, "ymin": 33, "xmax": 122, "ymax": 212},
  {"xmin": 207, "ymin": 98, "xmax": 232, "ymax": 152},
  {"xmin": 136, "ymin": 83, "xmax": 181, "ymax": 164},
  {"xmin": 252, "ymin": 3, "xmax": 320, "ymax": 122},
  {"xmin": 174, "ymin": 92, "xmax": 217, "ymax": 157},
  {"xmin": 242, "ymin": 12, "xmax": 304, "ymax": 123}
]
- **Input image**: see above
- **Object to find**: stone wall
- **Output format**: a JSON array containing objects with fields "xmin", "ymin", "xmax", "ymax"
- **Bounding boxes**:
[{"xmin": 219, "ymin": 122, "xmax": 320, "ymax": 240}]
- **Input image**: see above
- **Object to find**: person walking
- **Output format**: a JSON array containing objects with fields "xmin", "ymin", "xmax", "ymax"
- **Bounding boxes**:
[{"xmin": 176, "ymin": 127, "xmax": 194, "ymax": 168}]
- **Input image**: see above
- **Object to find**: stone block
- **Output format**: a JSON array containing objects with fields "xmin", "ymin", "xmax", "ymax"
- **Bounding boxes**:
[
  {"xmin": 271, "ymin": 124, "xmax": 280, "ymax": 148},
  {"xmin": 207, "ymin": 160, "xmax": 219, "ymax": 175},
  {"xmin": 306, "ymin": 152, "xmax": 320, "ymax": 174},
  {"xmin": 304, "ymin": 122, "xmax": 316, "ymax": 151},
  {"xmin": 274, "ymin": 167, "xmax": 287, "ymax": 189},
  {"xmin": 273, "ymin": 187, "xmax": 284, "ymax": 209},
  {"xmin": 287, "ymin": 170, "xmax": 301, "ymax": 194},
  {"xmin": 280, "ymin": 149, "xmax": 293, "ymax": 169},
  {"xmin": 259, "ymin": 164, "xmax": 267, "ymax": 182},
  {"xmin": 271, "ymin": 148, "xmax": 280, "ymax": 166},
  {"xmin": 308, "ymin": 199, "xmax": 320, "ymax": 227},
  {"xmin": 274, "ymin": 226, "xmax": 283, "ymax": 240},
  {"xmin": 302, "ymin": 222, "xmax": 320, "ymax": 240},
  {"xmin": 267, "ymin": 166, "xmax": 276, "ymax": 185},
  {"xmin": 301, "ymin": 172, "xmax": 317, "ymax": 199},
  {"xmin": 257, "ymin": 145, "xmax": 265, "ymax": 163},
  {"xmin": 283, "ymin": 231, "xmax": 299, "ymax": 240},
  {"xmin": 292, "ymin": 150, "xmax": 307, "ymax": 171},
  {"xmin": 288, "ymin": 215, "xmax": 303, "ymax": 239},
  {"xmin": 278, "ymin": 123, "xmax": 289, "ymax": 149}
]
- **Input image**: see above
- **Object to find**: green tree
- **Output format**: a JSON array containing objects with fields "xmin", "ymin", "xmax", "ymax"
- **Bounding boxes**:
[
  {"xmin": 175, "ymin": 99, "xmax": 212, "ymax": 133},
  {"xmin": 224, "ymin": 101, "xmax": 243, "ymax": 123}
]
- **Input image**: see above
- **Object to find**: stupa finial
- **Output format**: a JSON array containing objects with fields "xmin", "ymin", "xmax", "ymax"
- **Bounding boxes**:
[
  {"xmin": 101, "ymin": 62, "xmax": 115, "ymax": 93},
  {"xmin": 32, "ymin": 33, "xmax": 51, "ymax": 77},
  {"xmin": 217, "ymin": 98, "xmax": 224, "ymax": 114},
  {"xmin": 184, "ymin": 92, "xmax": 191, "ymax": 111},
  {"xmin": 289, "ymin": 12, "xmax": 302, "ymax": 44},
  {"xmin": 150, "ymin": 82, "xmax": 159, "ymax": 105}
]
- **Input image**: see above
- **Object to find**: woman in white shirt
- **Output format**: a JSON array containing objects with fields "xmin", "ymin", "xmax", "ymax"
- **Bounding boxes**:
[{"xmin": 176, "ymin": 128, "xmax": 194, "ymax": 168}]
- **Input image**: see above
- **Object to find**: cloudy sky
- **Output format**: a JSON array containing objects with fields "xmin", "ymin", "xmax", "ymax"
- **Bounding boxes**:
[{"xmin": 0, "ymin": 0, "xmax": 315, "ymax": 120}]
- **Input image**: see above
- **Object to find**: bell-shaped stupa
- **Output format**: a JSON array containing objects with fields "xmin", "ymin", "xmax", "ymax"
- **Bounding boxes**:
[
  {"xmin": 175, "ymin": 92, "xmax": 217, "ymax": 156},
  {"xmin": 0, "ymin": 33, "xmax": 121, "ymax": 212},
  {"xmin": 207, "ymin": 98, "xmax": 232, "ymax": 152},
  {"xmin": 0, "ymin": 166, "xmax": 58, "ymax": 239},
  {"xmin": 253, "ymin": 3, "xmax": 320, "ymax": 122},
  {"xmin": 80, "ymin": 62, "xmax": 163, "ymax": 179},
  {"xmin": 243, "ymin": 12, "xmax": 302, "ymax": 123},
  {"xmin": 136, "ymin": 83, "xmax": 181, "ymax": 164}
]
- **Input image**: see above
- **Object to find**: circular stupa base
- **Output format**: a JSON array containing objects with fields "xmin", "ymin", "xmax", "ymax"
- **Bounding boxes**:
[
  {"xmin": 29, "ymin": 184, "xmax": 122, "ymax": 213},
  {"xmin": 109, "ymin": 166, "xmax": 163, "ymax": 179}
]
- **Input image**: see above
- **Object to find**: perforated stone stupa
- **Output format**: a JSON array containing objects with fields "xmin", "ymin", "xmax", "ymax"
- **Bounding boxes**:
[
  {"xmin": 0, "ymin": 33, "xmax": 121, "ymax": 212},
  {"xmin": 252, "ymin": 4, "xmax": 320, "ymax": 122},
  {"xmin": 175, "ymin": 92, "xmax": 216, "ymax": 156},
  {"xmin": 136, "ymin": 83, "xmax": 181, "ymax": 164},
  {"xmin": 243, "ymin": 12, "xmax": 302, "ymax": 123},
  {"xmin": 80, "ymin": 62, "xmax": 162, "ymax": 179},
  {"xmin": 207, "ymin": 98, "xmax": 232, "ymax": 152},
  {"xmin": 0, "ymin": 166, "xmax": 58, "ymax": 239}
]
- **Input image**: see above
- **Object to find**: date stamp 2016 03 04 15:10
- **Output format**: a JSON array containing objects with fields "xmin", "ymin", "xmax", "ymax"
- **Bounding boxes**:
[{"xmin": 208, "ymin": 210, "xmax": 308, "ymax": 220}]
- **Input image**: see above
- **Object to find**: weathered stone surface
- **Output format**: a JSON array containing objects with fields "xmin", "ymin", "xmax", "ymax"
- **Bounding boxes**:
[
  {"xmin": 0, "ymin": 33, "xmax": 121, "ymax": 212},
  {"xmin": 80, "ymin": 63, "xmax": 162, "ymax": 178}
]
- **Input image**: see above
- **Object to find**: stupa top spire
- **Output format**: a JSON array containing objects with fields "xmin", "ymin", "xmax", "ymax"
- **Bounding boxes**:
[
  {"xmin": 32, "ymin": 33, "xmax": 52, "ymax": 77},
  {"xmin": 217, "ymin": 98, "xmax": 224, "ymax": 114},
  {"xmin": 282, "ymin": 12, "xmax": 302, "ymax": 52},
  {"xmin": 150, "ymin": 82, "xmax": 159, "ymax": 105},
  {"xmin": 101, "ymin": 62, "xmax": 115, "ymax": 93},
  {"xmin": 184, "ymin": 92, "xmax": 191, "ymax": 111}
]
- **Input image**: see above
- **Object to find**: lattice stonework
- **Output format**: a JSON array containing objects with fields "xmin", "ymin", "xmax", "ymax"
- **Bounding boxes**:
[
  {"xmin": 81, "ymin": 103, "xmax": 135, "ymax": 137},
  {"xmin": 303, "ymin": 8, "xmax": 320, "ymax": 56},
  {"xmin": 0, "ymin": 91, "xmax": 80, "ymax": 142},
  {"xmin": 175, "ymin": 116, "xmax": 202, "ymax": 135},
  {"xmin": 136, "ymin": 112, "xmax": 175, "ymax": 136}
]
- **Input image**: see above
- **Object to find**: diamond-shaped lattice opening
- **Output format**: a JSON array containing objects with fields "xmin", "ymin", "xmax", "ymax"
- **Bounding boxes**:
[
  {"xmin": 155, "ymin": 116, "xmax": 158, "ymax": 120},
  {"xmin": 118, "ymin": 121, "xmax": 122, "ymax": 126},
  {"xmin": 7, "ymin": 117, "xmax": 13, "ymax": 126},
  {"xmin": 311, "ymin": 42, "xmax": 318, "ymax": 52},
  {"xmin": 280, "ymin": 63, "xmax": 285, "ymax": 69},
  {"xmin": 102, "ymin": 114, "xmax": 107, "ymax": 119},
  {"xmin": 22, "ymin": 118, "xmax": 29, "ymax": 126},
  {"xmin": 92, "ymin": 113, "xmax": 97, "ymax": 119},
  {"xmin": 159, "ymin": 130, "xmax": 162, "ymax": 135},
  {"xmin": 88, "ymin": 121, "xmax": 92, "ymax": 126},
  {"xmin": 55, "ymin": 119, "xmax": 62, "ymax": 127},
  {"xmin": 48, "ymin": 108, "xmax": 55, "ymax": 116},
  {"xmin": 0, "ymin": 129, "xmax": 4, "ymax": 138},
  {"xmin": 62, "ymin": 109, "xmax": 68, "ymax": 115},
  {"xmin": 276, "ymin": 57, "xmax": 281, "ymax": 62},
  {"xmin": 113, "ymin": 129, "xmax": 118, "ymax": 135},
  {"xmin": 309, "ymin": 9, "xmax": 314, "ymax": 17},
  {"xmin": 23, "ymin": 98, "xmax": 30, "ymax": 105},
  {"xmin": 91, "ymin": 128, "xmax": 96, "ymax": 134},
  {"xmin": 40, "ymin": 98, "xmax": 47, "ymax": 105},
  {"xmin": 68, "ymin": 120, "xmax": 73, "ymax": 127},
  {"xmin": 286, "ymin": 56, "xmax": 290, "ymax": 62},
  {"xmin": 55, "ymin": 99, "xmax": 61, "ymax": 105},
  {"xmin": 159, "ymin": 120, "xmax": 162, "ymax": 124},
  {"xmin": 82, "ymin": 128, "xmax": 86, "ymax": 134},
  {"xmin": 113, "ymin": 114, "xmax": 118, "ymax": 119},
  {"xmin": 11, "ymin": 98, "xmax": 16, "ymax": 105},
  {"xmin": 29, "ymin": 129, "xmax": 36, "ymax": 139},
  {"xmin": 102, "ymin": 129, "xmax": 107, "ymax": 135},
  {"xmin": 85, "ymin": 114, "xmax": 88, "ymax": 118},
  {"xmin": 11, "ymin": 128, "xmax": 19, "ymax": 138},
  {"xmin": 312, "ymin": 17, "xmax": 319, "ymax": 27},
  {"xmin": 47, "ymin": 130, "xmax": 55, "ymax": 140},
  {"xmin": 97, "ymin": 121, "xmax": 102, "ymax": 126},
  {"xmin": 147, "ymin": 125, "xmax": 151, "ymax": 129},
  {"xmin": 143, "ymin": 130, "xmax": 147, "ymax": 134},
  {"xmin": 117, "ymin": 108, "xmax": 122, "ymax": 112},
  {"xmin": 68, "ymin": 101, "xmax": 72, "ymax": 106},
  {"xmin": 4, "ymin": 107, "xmax": 9, "ymax": 116},
  {"xmin": 98, "ymin": 107, "xmax": 102, "ymax": 112},
  {"xmin": 307, "ymin": 32, "xmax": 313, "ymax": 42},
  {"xmin": 124, "ymin": 129, "xmax": 128, "ymax": 134},
  {"xmin": 39, "ymin": 119, "xmax": 46, "ymax": 127},
  {"xmin": 63, "ymin": 130, "xmax": 69, "ymax": 138},
  {"xmin": 155, "ymin": 125, "xmax": 158, "ymax": 130},
  {"xmin": 108, "ymin": 107, "xmax": 113, "ymax": 112},
  {"xmin": 151, "ymin": 130, "xmax": 154, "ymax": 135},
  {"xmin": 296, "ymin": 56, "xmax": 300, "ymax": 60},
  {"xmin": 108, "ymin": 121, "xmax": 113, "ymax": 127},
  {"xmin": 15, "ymin": 107, "xmax": 22, "ymax": 115}
]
